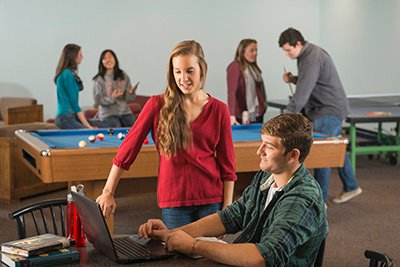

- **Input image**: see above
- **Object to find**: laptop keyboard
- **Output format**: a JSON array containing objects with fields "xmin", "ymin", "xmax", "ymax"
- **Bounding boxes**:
[{"xmin": 114, "ymin": 236, "xmax": 152, "ymax": 258}]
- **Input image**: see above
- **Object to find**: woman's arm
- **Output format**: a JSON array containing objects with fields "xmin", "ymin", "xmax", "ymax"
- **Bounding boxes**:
[
  {"xmin": 226, "ymin": 61, "xmax": 241, "ymax": 118},
  {"xmin": 76, "ymin": 111, "xmax": 94, "ymax": 128},
  {"xmin": 216, "ymin": 104, "xmax": 237, "ymax": 199},
  {"xmin": 93, "ymin": 78, "xmax": 117, "ymax": 106},
  {"xmin": 123, "ymin": 72, "xmax": 137, "ymax": 103},
  {"xmin": 96, "ymin": 164, "xmax": 124, "ymax": 217},
  {"xmin": 222, "ymin": 181, "xmax": 234, "ymax": 208}
]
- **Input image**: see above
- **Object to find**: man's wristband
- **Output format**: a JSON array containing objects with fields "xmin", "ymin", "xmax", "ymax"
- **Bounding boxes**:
[
  {"xmin": 192, "ymin": 239, "xmax": 200, "ymax": 256},
  {"xmin": 165, "ymin": 235, "xmax": 172, "ymax": 249}
]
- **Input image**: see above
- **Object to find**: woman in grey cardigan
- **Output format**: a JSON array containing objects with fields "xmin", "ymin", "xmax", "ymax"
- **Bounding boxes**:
[{"xmin": 92, "ymin": 49, "xmax": 138, "ymax": 127}]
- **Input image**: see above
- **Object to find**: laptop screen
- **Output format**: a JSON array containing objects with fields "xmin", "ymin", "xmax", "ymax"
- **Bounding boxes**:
[{"xmin": 71, "ymin": 191, "xmax": 118, "ymax": 261}]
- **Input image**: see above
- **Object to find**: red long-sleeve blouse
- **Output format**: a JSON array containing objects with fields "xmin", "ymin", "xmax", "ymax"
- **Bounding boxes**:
[{"xmin": 113, "ymin": 94, "xmax": 237, "ymax": 208}]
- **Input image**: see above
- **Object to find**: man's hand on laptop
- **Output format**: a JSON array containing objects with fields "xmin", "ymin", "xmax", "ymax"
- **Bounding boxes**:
[
  {"xmin": 163, "ymin": 230, "xmax": 195, "ymax": 254},
  {"xmin": 137, "ymin": 219, "xmax": 170, "ymax": 240},
  {"xmin": 138, "ymin": 220, "xmax": 200, "ymax": 255}
]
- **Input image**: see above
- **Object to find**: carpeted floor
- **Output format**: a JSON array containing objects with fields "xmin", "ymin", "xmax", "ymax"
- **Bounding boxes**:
[{"xmin": 0, "ymin": 155, "xmax": 398, "ymax": 266}]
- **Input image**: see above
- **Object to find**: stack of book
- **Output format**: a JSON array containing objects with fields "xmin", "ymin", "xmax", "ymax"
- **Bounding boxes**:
[{"xmin": 1, "ymin": 234, "xmax": 80, "ymax": 267}]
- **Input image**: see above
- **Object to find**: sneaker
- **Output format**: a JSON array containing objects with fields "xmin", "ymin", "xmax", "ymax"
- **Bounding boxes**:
[{"xmin": 332, "ymin": 187, "xmax": 362, "ymax": 204}]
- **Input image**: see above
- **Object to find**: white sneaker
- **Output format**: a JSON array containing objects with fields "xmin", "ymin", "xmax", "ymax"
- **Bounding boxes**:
[{"xmin": 332, "ymin": 188, "xmax": 362, "ymax": 204}]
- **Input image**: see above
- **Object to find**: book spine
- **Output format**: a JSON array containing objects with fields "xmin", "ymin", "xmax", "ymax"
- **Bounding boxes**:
[
  {"xmin": 2, "ymin": 242, "xmax": 70, "ymax": 257},
  {"xmin": 2, "ymin": 246, "xmax": 30, "ymax": 258}
]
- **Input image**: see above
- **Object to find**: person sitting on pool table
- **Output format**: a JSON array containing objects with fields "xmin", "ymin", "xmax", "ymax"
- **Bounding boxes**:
[{"xmin": 138, "ymin": 113, "xmax": 328, "ymax": 266}]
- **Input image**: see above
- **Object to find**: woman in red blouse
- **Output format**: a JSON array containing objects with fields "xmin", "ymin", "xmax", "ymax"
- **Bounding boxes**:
[{"xmin": 96, "ymin": 40, "xmax": 237, "ymax": 229}]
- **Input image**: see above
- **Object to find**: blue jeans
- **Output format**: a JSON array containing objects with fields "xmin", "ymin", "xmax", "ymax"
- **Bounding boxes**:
[
  {"xmin": 162, "ymin": 203, "xmax": 221, "ymax": 229},
  {"xmin": 55, "ymin": 113, "xmax": 110, "ymax": 129},
  {"xmin": 313, "ymin": 115, "xmax": 359, "ymax": 202},
  {"xmin": 103, "ymin": 114, "xmax": 136, "ymax": 127}
]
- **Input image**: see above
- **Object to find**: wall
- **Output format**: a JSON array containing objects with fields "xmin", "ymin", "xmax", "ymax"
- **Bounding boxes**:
[
  {"xmin": 320, "ymin": 0, "xmax": 399, "ymax": 132},
  {"xmin": 1, "ymin": 1, "xmax": 398, "ymax": 121},
  {"xmin": 0, "ymin": 0, "xmax": 319, "ymax": 119},
  {"xmin": 320, "ymin": 0, "xmax": 400, "ymax": 96}
]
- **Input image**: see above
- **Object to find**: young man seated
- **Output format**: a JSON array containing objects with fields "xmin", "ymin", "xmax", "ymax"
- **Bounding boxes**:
[{"xmin": 138, "ymin": 113, "xmax": 328, "ymax": 266}]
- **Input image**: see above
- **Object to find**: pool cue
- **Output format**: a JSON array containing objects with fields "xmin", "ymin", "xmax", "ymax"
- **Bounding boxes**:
[{"xmin": 283, "ymin": 67, "xmax": 294, "ymax": 96}]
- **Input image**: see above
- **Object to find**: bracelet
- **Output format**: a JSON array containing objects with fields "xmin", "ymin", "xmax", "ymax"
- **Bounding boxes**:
[
  {"xmin": 102, "ymin": 189, "xmax": 115, "ymax": 196},
  {"xmin": 192, "ymin": 239, "xmax": 200, "ymax": 256},
  {"xmin": 165, "ymin": 235, "xmax": 172, "ymax": 249}
]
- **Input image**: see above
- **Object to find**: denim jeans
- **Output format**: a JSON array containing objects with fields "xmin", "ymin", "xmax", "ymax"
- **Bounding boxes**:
[
  {"xmin": 55, "ymin": 113, "xmax": 111, "ymax": 129},
  {"xmin": 162, "ymin": 203, "xmax": 221, "ymax": 229},
  {"xmin": 103, "ymin": 114, "xmax": 136, "ymax": 128},
  {"xmin": 312, "ymin": 115, "xmax": 359, "ymax": 202}
]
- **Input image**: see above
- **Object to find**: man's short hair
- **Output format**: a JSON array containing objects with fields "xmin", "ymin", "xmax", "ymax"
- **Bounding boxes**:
[
  {"xmin": 261, "ymin": 113, "xmax": 313, "ymax": 163},
  {"xmin": 278, "ymin": 27, "xmax": 306, "ymax": 47}
]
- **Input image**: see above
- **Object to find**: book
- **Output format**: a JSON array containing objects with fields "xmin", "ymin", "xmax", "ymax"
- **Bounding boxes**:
[
  {"xmin": 1, "ymin": 247, "xmax": 80, "ymax": 267},
  {"xmin": 1, "ymin": 234, "xmax": 75, "ymax": 258}
]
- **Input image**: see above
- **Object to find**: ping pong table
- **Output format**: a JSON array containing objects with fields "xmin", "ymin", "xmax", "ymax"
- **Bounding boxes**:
[{"xmin": 268, "ymin": 94, "xmax": 400, "ymax": 172}]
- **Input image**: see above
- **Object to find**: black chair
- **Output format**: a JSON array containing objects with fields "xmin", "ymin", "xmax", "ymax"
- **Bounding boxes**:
[
  {"xmin": 8, "ymin": 198, "xmax": 67, "ymax": 239},
  {"xmin": 365, "ymin": 250, "xmax": 397, "ymax": 267},
  {"xmin": 314, "ymin": 238, "xmax": 326, "ymax": 267}
]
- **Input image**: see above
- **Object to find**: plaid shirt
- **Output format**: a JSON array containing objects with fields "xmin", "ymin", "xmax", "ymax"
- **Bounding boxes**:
[{"xmin": 219, "ymin": 164, "xmax": 328, "ymax": 266}]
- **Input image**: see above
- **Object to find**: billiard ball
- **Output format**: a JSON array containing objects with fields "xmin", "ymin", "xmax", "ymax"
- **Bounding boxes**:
[
  {"xmin": 88, "ymin": 135, "xmax": 96, "ymax": 143},
  {"xmin": 78, "ymin": 140, "xmax": 87, "ymax": 148},
  {"xmin": 143, "ymin": 137, "xmax": 150, "ymax": 144},
  {"xmin": 108, "ymin": 128, "xmax": 114, "ymax": 135},
  {"xmin": 97, "ymin": 133, "xmax": 105, "ymax": 141},
  {"xmin": 117, "ymin": 132, "xmax": 125, "ymax": 140}
]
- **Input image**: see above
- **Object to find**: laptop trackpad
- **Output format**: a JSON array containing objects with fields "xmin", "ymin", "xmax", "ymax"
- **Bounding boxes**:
[{"xmin": 130, "ymin": 235, "xmax": 168, "ymax": 256}]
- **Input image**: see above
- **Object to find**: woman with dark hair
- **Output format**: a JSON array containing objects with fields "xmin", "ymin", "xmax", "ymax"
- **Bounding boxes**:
[
  {"xmin": 54, "ymin": 44, "xmax": 105, "ymax": 129},
  {"xmin": 96, "ymin": 40, "xmax": 237, "ymax": 229},
  {"xmin": 227, "ymin": 39, "xmax": 267, "ymax": 125},
  {"xmin": 92, "ymin": 49, "xmax": 138, "ymax": 127}
]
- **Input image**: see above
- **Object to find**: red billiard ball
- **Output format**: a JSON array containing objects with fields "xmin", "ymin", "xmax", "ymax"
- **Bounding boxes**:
[
  {"xmin": 97, "ymin": 133, "xmax": 105, "ymax": 141},
  {"xmin": 143, "ymin": 137, "xmax": 150, "ymax": 144},
  {"xmin": 88, "ymin": 135, "xmax": 96, "ymax": 143}
]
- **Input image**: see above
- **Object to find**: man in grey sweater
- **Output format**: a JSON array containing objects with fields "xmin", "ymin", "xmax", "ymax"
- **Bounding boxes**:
[{"xmin": 278, "ymin": 27, "xmax": 362, "ymax": 205}]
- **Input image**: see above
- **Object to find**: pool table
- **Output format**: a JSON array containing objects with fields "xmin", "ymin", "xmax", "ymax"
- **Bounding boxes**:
[{"xmin": 16, "ymin": 124, "xmax": 347, "ymax": 188}]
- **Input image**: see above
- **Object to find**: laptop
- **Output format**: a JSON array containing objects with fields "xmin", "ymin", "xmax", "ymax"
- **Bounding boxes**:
[{"xmin": 71, "ymin": 191, "xmax": 174, "ymax": 264}]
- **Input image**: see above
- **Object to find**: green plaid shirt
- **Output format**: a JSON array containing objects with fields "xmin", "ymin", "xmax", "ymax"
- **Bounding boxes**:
[{"xmin": 219, "ymin": 164, "xmax": 328, "ymax": 266}]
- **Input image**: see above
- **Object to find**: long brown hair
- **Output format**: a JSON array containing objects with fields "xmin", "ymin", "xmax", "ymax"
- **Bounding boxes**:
[
  {"xmin": 234, "ymin": 39, "xmax": 262, "ymax": 75},
  {"xmin": 54, "ymin": 44, "xmax": 81, "ymax": 83},
  {"xmin": 157, "ymin": 40, "xmax": 208, "ymax": 156}
]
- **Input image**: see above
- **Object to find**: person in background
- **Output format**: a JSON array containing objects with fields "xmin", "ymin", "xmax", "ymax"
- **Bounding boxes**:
[
  {"xmin": 279, "ymin": 27, "xmax": 362, "ymax": 205},
  {"xmin": 92, "ymin": 49, "xmax": 138, "ymax": 127},
  {"xmin": 96, "ymin": 40, "xmax": 237, "ymax": 229},
  {"xmin": 54, "ymin": 44, "xmax": 106, "ymax": 129},
  {"xmin": 227, "ymin": 39, "xmax": 267, "ymax": 125},
  {"xmin": 138, "ymin": 113, "xmax": 328, "ymax": 266}
]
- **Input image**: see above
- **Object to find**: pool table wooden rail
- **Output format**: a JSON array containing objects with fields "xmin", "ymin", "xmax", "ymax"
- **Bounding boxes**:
[
  {"xmin": 15, "ymin": 130, "xmax": 159, "ymax": 183},
  {"xmin": 16, "ymin": 129, "xmax": 348, "ymax": 184}
]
